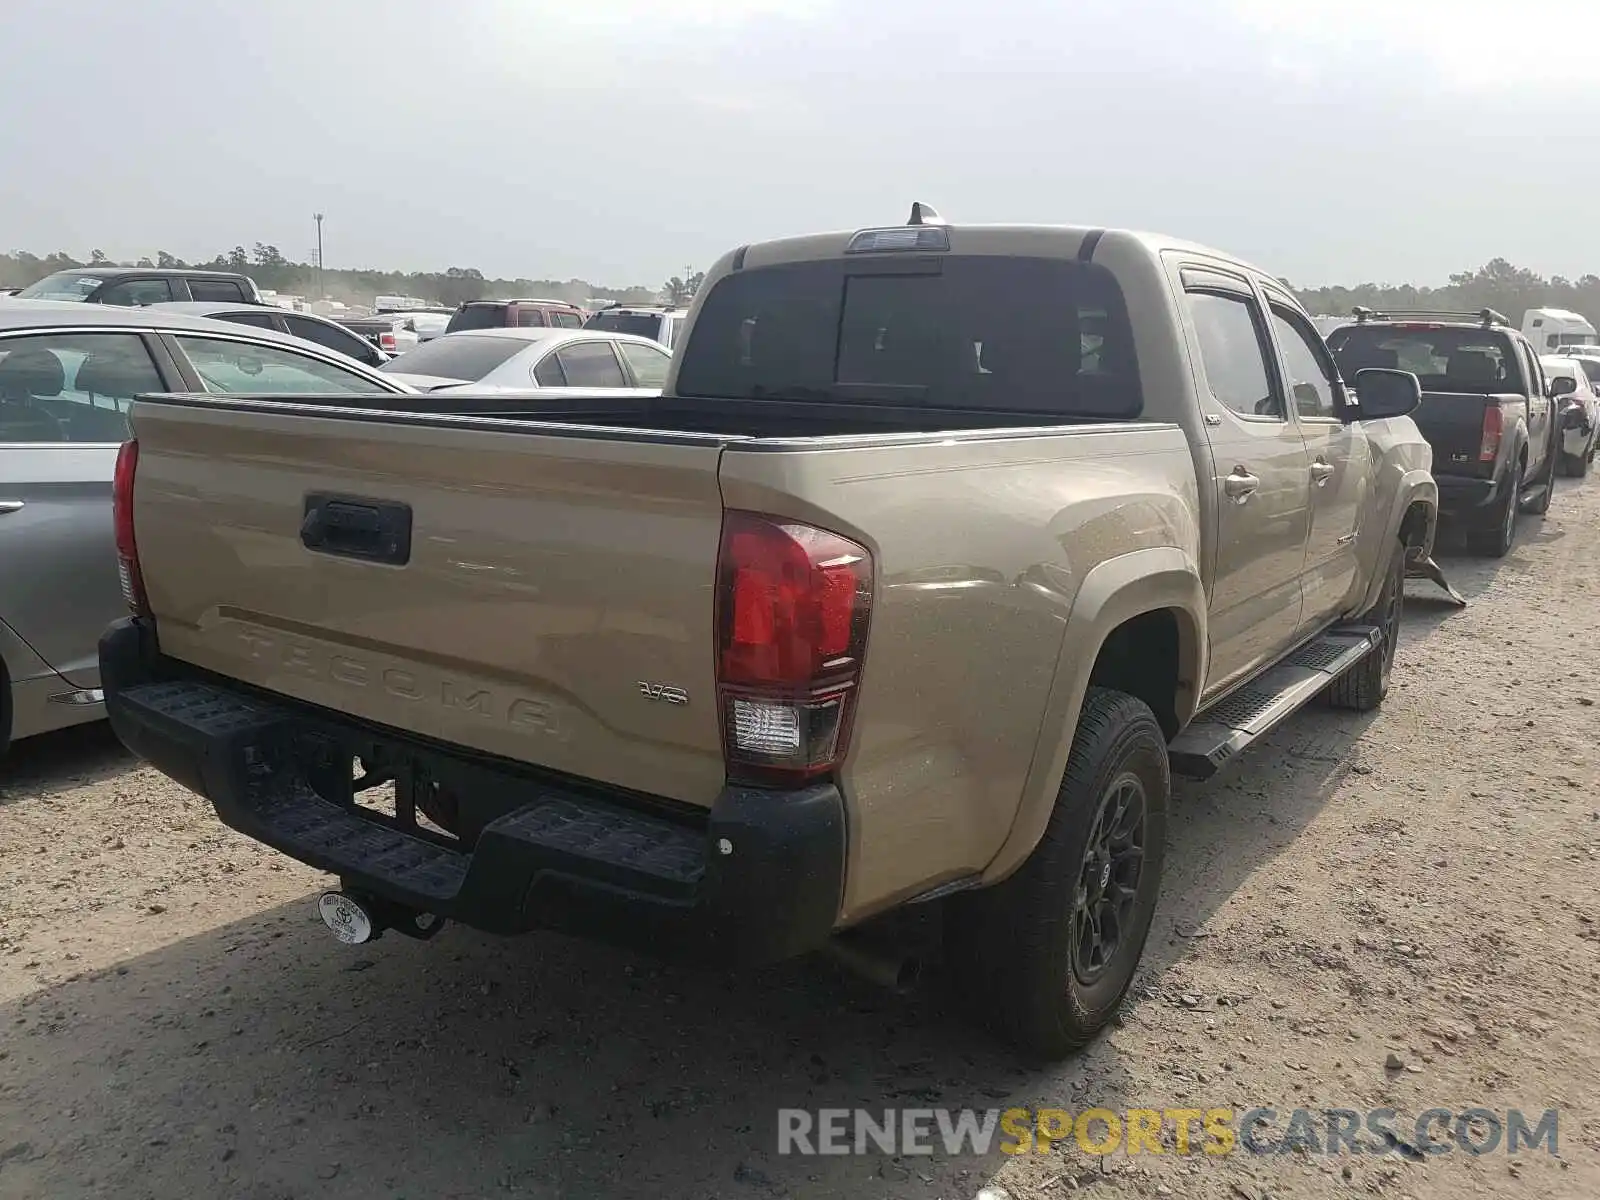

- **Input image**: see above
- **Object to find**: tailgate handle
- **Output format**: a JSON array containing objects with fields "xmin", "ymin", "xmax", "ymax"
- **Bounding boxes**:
[{"xmin": 301, "ymin": 493, "xmax": 412, "ymax": 565}]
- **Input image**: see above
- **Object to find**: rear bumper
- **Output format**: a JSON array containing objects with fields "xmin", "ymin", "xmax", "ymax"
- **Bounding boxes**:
[
  {"xmin": 1434, "ymin": 472, "xmax": 1505, "ymax": 520},
  {"xmin": 98, "ymin": 618, "xmax": 845, "ymax": 965}
]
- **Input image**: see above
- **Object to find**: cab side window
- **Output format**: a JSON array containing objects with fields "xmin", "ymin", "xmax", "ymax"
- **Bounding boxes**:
[
  {"xmin": 1269, "ymin": 305, "xmax": 1339, "ymax": 420},
  {"xmin": 1186, "ymin": 291, "xmax": 1282, "ymax": 419}
]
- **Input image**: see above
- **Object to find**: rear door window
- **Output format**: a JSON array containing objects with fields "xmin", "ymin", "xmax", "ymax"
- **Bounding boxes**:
[
  {"xmin": 618, "ymin": 340, "xmax": 671, "ymax": 387},
  {"xmin": 284, "ymin": 314, "xmax": 377, "ymax": 362},
  {"xmin": 555, "ymin": 342, "xmax": 627, "ymax": 387},
  {"xmin": 188, "ymin": 278, "xmax": 250, "ymax": 302},
  {"xmin": 514, "ymin": 306, "xmax": 548, "ymax": 328},
  {"xmin": 1186, "ymin": 292, "xmax": 1281, "ymax": 419},
  {"xmin": 98, "ymin": 278, "xmax": 173, "ymax": 307},
  {"xmin": 218, "ymin": 310, "xmax": 280, "ymax": 330},
  {"xmin": 0, "ymin": 331, "xmax": 164, "ymax": 442},
  {"xmin": 675, "ymin": 256, "xmax": 1143, "ymax": 417}
]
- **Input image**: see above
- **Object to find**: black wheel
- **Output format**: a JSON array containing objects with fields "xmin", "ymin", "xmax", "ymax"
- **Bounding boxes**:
[
  {"xmin": 1561, "ymin": 450, "xmax": 1590, "ymax": 478},
  {"xmin": 1465, "ymin": 467, "xmax": 1519, "ymax": 557},
  {"xmin": 944, "ymin": 688, "xmax": 1168, "ymax": 1060},
  {"xmin": 1328, "ymin": 538, "xmax": 1404, "ymax": 712}
]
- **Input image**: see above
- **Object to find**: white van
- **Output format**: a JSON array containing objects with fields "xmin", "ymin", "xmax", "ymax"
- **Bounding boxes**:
[{"xmin": 1522, "ymin": 307, "xmax": 1597, "ymax": 352}]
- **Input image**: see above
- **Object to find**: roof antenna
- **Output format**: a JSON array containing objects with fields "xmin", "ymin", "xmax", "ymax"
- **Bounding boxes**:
[{"xmin": 907, "ymin": 202, "xmax": 946, "ymax": 227}]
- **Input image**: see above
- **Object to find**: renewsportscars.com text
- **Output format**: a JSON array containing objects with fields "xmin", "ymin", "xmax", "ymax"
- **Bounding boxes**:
[{"xmin": 777, "ymin": 1106, "xmax": 1558, "ymax": 1158}]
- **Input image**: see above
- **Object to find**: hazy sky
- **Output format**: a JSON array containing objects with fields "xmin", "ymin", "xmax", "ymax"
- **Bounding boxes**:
[{"xmin": 2, "ymin": 0, "xmax": 1594, "ymax": 289}]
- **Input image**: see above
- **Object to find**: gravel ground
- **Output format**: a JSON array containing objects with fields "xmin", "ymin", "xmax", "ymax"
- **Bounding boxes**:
[{"xmin": 3, "ymin": 485, "xmax": 1598, "ymax": 1200}]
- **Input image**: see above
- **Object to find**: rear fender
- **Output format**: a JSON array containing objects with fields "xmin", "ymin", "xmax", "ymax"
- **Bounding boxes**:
[{"xmin": 979, "ymin": 546, "xmax": 1205, "ymax": 885}]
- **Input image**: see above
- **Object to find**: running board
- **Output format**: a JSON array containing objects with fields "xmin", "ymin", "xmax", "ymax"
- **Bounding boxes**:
[{"xmin": 1168, "ymin": 625, "xmax": 1383, "ymax": 780}]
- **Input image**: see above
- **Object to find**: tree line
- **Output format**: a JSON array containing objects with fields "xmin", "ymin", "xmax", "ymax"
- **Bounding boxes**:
[
  {"xmin": 0, "ymin": 244, "xmax": 685, "ymax": 310},
  {"xmin": 1293, "ymin": 258, "xmax": 1599, "ymax": 328},
  {"xmin": 3, "ymin": 246, "xmax": 1595, "ymax": 329}
]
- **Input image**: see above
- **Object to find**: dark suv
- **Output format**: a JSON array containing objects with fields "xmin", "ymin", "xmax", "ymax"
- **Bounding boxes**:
[
  {"xmin": 14, "ymin": 268, "xmax": 262, "ymax": 307},
  {"xmin": 445, "ymin": 298, "xmax": 585, "ymax": 333}
]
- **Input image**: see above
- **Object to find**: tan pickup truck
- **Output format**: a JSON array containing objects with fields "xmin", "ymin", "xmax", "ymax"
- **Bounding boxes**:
[{"xmin": 100, "ymin": 207, "xmax": 1438, "ymax": 1059}]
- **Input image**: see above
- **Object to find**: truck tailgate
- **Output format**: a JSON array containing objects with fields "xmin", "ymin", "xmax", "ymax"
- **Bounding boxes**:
[
  {"xmin": 128, "ymin": 400, "xmax": 729, "ymax": 807},
  {"xmin": 1411, "ymin": 390, "xmax": 1504, "ymax": 476}
]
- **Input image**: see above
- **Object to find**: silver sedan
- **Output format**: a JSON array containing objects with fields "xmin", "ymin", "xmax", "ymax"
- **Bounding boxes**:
[
  {"xmin": 0, "ymin": 300, "xmax": 411, "ymax": 758},
  {"xmin": 378, "ymin": 327, "xmax": 671, "ymax": 394}
]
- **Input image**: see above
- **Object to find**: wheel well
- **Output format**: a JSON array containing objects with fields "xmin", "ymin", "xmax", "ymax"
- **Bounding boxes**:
[
  {"xmin": 0, "ymin": 651, "xmax": 11, "ymax": 756},
  {"xmin": 1399, "ymin": 500, "xmax": 1431, "ymax": 553},
  {"xmin": 1087, "ymin": 610, "xmax": 1182, "ymax": 741}
]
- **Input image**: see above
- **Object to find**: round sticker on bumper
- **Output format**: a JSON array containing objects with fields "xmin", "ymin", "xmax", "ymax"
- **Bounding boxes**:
[{"xmin": 318, "ymin": 892, "xmax": 374, "ymax": 945}]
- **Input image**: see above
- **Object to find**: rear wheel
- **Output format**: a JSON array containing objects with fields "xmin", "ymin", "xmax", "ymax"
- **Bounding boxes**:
[
  {"xmin": 1466, "ymin": 462, "xmax": 1520, "ymax": 557},
  {"xmin": 944, "ymin": 688, "xmax": 1168, "ymax": 1060},
  {"xmin": 1562, "ymin": 449, "xmax": 1590, "ymax": 478},
  {"xmin": 1328, "ymin": 538, "xmax": 1404, "ymax": 712}
]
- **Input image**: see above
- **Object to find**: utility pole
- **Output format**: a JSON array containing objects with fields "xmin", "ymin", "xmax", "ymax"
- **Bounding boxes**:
[{"xmin": 313, "ymin": 212, "xmax": 325, "ymax": 300}]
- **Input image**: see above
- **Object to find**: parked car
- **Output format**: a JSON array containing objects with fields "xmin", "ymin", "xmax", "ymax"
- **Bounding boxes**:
[
  {"xmin": 1328, "ymin": 308, "xmax": 1558, "ymax": 557},
  {"xmin": 333, "ymin": 313, "xmax": 421, "ymax": 359},
  {"xmin": 378, "ymin": 327, "xmax": 671, "ymax": 392},
  {"xmin": 1541, "ymin": 354, "xmax": 1600, "ymax": 477},
  {"xmin": 12, "ymin": 267, "xmax": 262, "ymax": 307},
  {"xmin": 444, "ymin": 298, "xmax": 586, "ymax": 334},
  {"xmin": 0, "ymin": 300, "xmax": 412, "ymax": 760},
  {"xmin": 150, "ymin": 301, "xmax": 392, "ymax": 368},
  {"xmin": 583, "ymin": 303, "xmax": 689, "ymax": 348},
  {"xmin": 100, "ymin": 206, "xmax": 1438, "ymax": 1059},
  {"xmin": 394, "ymin": 309, "xmax": 453, "ymax": 342}
]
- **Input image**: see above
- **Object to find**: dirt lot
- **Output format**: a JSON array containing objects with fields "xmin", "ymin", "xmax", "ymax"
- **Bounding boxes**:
[{"xmin": 3, "ymin": 489, "xmax": 1598, "ymax": 1200}]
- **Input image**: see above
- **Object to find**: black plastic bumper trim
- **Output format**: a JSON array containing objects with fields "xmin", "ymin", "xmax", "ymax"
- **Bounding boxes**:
[{"xmin": 98, "ymin": 618, "xmax": 845, "ymax": 966}]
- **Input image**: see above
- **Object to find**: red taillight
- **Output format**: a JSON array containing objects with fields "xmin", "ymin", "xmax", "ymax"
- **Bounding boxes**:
[
  {"xmin": 379, "ymin": 331, "xmax": 398, "ymax": 351},
  {"xmin": 715, "ymin": 511, "xmax": 873, "ymax": 783},
  {"xmin": 1479, "ymin": 406, "xmax": 1504, "ymax": 462},
  {"xmin": 113, "ymin": 439, "xmax": 148, "ymax": 615}
]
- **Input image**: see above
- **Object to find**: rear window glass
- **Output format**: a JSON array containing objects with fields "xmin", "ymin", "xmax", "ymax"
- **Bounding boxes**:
[
  {"xmin": 674, "ymin": 256, "xmax": 1143, "ymax": 417},
  {"xmin": 445, "ymin": 304, "xmax": 506, "ymax": 333},
  {"xmin": 585, "ymin": 312, "xmax": 665, "ymax": 341},
  {"xmin": 1329, "ymin": 326, "xmax": 1526, "ymax": 393},
  {"xmin": 378, "ymin": 334, "xmax": 523, "ymax": 382}
]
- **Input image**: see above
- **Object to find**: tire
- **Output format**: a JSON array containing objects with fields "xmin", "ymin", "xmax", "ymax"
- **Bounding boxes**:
[
  {"xmin": 943, "ymin": 687, "xmax": 1169, "ymax": 1061},
  {"xmin": 1465, "ymin": 465, "xmax": 1519, "ymax": 557},
  {"xmin": 1562, "ymin": 450, "xmax": 1590, "ymax": 478},
  {"xmin": 1327, "ymin": 538, "xmax": 1404, "ymax": 713}
]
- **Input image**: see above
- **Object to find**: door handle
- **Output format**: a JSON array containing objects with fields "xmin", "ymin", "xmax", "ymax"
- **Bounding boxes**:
[
  {"xmin": 0, "ymin": 500, "xmax": 24, "ymax": 515},
  {"xmin": 1224, "ymin": 470, "xmax": 1260, "ymax": 501},
  {"xmin": 1310, "ymin": 460, "xmax": 1336, "ymax": 485}
]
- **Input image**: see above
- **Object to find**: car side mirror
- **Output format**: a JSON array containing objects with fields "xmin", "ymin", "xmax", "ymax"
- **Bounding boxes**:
[
  {"xmin": 1549, "ymin": 375, "xmax": 1577, "ymax": 398},
  {"xmin": 1351, "ymin": 367, "xmax": 1421, "ymax": 420}
]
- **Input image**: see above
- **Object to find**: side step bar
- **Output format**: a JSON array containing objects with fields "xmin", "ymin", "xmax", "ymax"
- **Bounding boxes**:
[{"xmin": 1168, "ymin": 624, "xmax": 1383, "ymax": 780}]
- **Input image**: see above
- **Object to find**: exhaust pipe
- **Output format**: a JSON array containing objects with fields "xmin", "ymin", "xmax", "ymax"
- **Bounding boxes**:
[{"xmin": 824, "ymin": 933, "xmax": 923, "ymax": 993}]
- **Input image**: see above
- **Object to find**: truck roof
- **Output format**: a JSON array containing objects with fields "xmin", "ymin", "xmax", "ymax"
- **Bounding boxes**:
[{"xmin": 731, "ymin": 222, "xmax": 1257, "ymax": 272}]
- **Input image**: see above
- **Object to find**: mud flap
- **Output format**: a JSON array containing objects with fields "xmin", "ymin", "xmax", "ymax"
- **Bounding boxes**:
[{"xmin": 1405, "ymin": 553, "xmax": 1467, "ymax": 607}]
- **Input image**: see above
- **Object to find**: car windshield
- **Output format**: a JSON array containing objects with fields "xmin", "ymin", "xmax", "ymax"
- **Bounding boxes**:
[
  {"xmin": 674, "ymin": 256, "xmax": 1144, "ymax": 418},
  {"xmin": 14, "ymin": 272, "xmax": 100, "ymax": 301},
  {"xmin": 584, "ymin": 312, "xmax": 664, "ymax": 340},
  {"xmin": 379, "ymin": 334, "xmax": 525, "ymax": 381},
  {"xmin": 1329, "ymin": 326, "xmax": 1527, "ymax": 394}
]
